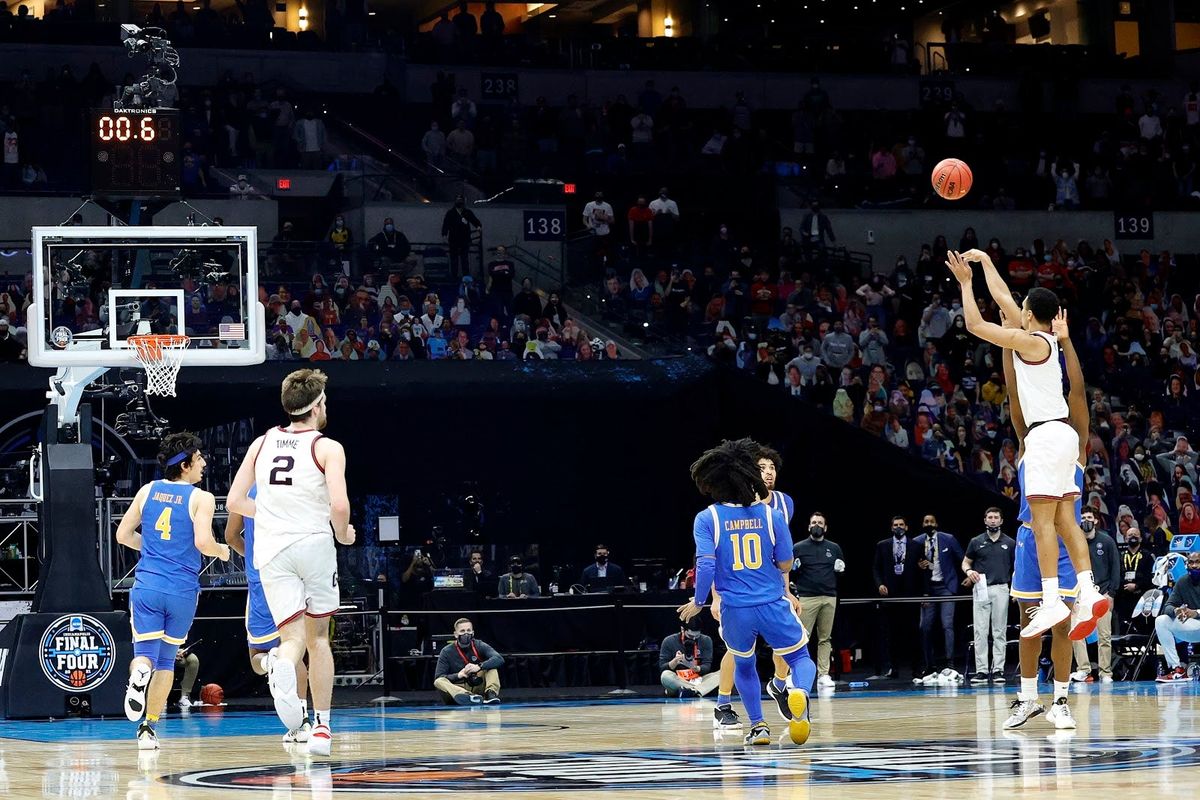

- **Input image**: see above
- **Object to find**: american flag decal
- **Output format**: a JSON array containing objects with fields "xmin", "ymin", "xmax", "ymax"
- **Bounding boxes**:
[{"xmin": 218, "ymin": 322, "xmax": 246, "ymax": 340}]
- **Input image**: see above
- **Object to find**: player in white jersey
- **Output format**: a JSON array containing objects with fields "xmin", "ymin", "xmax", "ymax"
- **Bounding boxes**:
[
  {"xmin": 947, "ymin": 251, "xmax": 1107, "ymax": 641},
  {"xmin": 227, "ymin": 369, "xmax": 355, "ymax": 756}
]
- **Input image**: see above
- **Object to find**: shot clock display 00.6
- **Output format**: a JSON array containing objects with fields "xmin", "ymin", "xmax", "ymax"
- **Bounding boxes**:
[{"xmin": 90, "ymin": 109, "xmax": 181, "ymax": 195}]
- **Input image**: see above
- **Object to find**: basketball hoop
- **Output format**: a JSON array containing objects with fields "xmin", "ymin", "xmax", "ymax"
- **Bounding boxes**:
[{"xmin": 127, "ymin": 334, "xmax": 190, "ymax": 397}]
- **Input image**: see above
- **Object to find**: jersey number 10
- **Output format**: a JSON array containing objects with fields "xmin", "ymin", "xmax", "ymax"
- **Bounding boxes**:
[{"xmin": 729, "ymin": 533, "xmax": 763, "ymax": 570}]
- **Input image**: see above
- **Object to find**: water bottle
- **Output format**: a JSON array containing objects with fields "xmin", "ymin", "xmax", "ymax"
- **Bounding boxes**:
[{"xmin": 848, "ymin": 681, "xmax": 869, "ymax": 689}]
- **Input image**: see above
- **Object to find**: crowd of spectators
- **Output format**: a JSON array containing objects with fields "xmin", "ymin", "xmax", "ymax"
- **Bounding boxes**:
[{"xmin": 687, "ymin": 224, "xmax": 1200, "ymax": 547}]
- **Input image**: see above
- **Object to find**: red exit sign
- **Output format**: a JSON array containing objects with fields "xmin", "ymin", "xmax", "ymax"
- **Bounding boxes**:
[{"xmin": 276, "ymin": 178, "xmax": 292, "ymax": 191}]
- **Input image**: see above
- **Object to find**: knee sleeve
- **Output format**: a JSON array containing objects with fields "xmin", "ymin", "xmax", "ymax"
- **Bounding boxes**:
[
  {"xmin": 155, "ymin": 642, "xmax": 180, "ymax": 672},
  {"xmin": 782, "ymin": 645, "xmax": 817, "ymax": 692}
]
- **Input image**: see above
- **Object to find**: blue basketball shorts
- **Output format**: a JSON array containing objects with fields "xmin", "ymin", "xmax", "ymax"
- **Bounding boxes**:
[
  {"xmin": 1011, "ymin": 524, "xmax": 1078, "ymax": 601},
  {"xmin": 718, "ymin": 598, "xmax": 809, "ymax": 658},
  {"xmin": 245, "ymin": 580, "xmax": 281, "ymax": 650},
  {"xmin": 130, "ymin": 586, "xmax": 198, "ymax": 646}
]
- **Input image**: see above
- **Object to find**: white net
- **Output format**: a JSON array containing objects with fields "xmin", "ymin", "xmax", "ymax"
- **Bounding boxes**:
[{"xmin": 128, "ymin": 335, "xmax": 190, "ymax": 397}]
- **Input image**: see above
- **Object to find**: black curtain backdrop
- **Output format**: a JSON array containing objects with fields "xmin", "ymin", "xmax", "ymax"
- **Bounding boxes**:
[{"xmin": 1, "ymin": 357, "xmax": 1011, "ymax": 689}]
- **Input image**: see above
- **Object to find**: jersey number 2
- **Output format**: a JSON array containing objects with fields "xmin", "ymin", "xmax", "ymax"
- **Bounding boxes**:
[
  {"xmin": 269, "ymin": 456, "xmax": 295, "ymax": 485},
  {"xmin": 729, "ymin": 533, "xmax": 763, "ymax": 570},
  {"xmin": 154, "ymin": 508, "xmax": 172, "ymax": 540}
]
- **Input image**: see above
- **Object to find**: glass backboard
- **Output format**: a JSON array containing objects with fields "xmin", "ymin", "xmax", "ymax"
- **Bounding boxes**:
[{"xmin": 28, "ymin": 226, "xmax": 264, "ymax": 368}]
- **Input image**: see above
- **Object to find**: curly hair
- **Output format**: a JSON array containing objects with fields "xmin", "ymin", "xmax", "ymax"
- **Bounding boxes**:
[
  {"xmin": 756, "ymin": 444, "xmax": 783, "ymax": 471},
  {"xmin": 158, "ymin": 431, "xmax": 203, "ymax": 481},
  {"xmin": 690, "ymin": 438, "xmax": 767, "ymax": 505}
]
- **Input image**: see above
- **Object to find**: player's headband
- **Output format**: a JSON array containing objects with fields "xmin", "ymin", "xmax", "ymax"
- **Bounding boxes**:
[
  {"xmin": 165, "ymin": 448, "xmax": 197, "ymax": 467},
  {"xmin": 289, "ymin": 391, "xmax": 325, "ymax": 416}
]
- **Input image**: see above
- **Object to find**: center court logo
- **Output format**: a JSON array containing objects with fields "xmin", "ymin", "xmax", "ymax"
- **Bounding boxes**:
[
  {"xmin": 39, "ymin": 615, "xmax": 116, "ymax": 692},
  {"xmin": 165, "ymin": 738, "xmax": 1200, "ymax": 792}
]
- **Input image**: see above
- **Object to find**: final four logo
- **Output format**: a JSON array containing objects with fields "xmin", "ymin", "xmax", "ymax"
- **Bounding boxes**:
[{"xmin": 39, "ymin": 615, "xmax": 116, "ymax": 692}]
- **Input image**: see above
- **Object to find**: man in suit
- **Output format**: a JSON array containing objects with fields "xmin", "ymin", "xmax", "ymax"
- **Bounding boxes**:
[
  {"xmin": 871, "ymin": 514, "xmax": 923, "ymax": 678},
  {"xmin": 581, "ymin": 543, "xmax": 627, "ymax": 592},
  {"xmin": 914, "ymin": 513, "xmax": 965, "ymax": 675}
]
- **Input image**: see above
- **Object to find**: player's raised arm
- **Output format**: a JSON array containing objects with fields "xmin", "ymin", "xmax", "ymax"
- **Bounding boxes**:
[
  {"xmin": 963, "ymin": 248, "xmax": 1022, "ymax": 324},
  {"xmin": 226, "ymin": 435, "xmax": 263, "ymax": 518},
  {"xmin": 946, "ymin": 251, "xmax": 1049, "ymax": 362},
  {"xmin": 318, "ymin": 438, "xmax": 355, "ymax": 545},
  {"xmin": 224, "ymin": 510, "xmax": 246, "ymax": 558},
  {"xmin": 115, "ymin": 484, "xmax": 150, "ymax": 552},
  {"xmin": 680, "ymin": 511, "xmax": 716, "ymax": 622},
  {"xmin": 191, "ymin": 490, "xmax": 230, "ymax": 561},
  {"xmin": 1053, "ymin": 309, "xmax": 1089, "ymax": 462}
]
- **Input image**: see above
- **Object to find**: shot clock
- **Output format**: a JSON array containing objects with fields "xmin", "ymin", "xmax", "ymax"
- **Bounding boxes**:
[{"xmin": 90, "ymin": 109, "xmax": 181, "ymax": 196}]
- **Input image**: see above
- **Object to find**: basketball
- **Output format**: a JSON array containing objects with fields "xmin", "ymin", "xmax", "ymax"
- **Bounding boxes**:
[
  {"xmin": 69, "ymin": 669, "xmax": 87, "ymax": 688},
  {"xmin": 199, "ymin": 684, "xmax": 224, "ymax": 706},
  {"xmin": 931, "ymin": 157, "xmax": 973, "ymax": 200}
]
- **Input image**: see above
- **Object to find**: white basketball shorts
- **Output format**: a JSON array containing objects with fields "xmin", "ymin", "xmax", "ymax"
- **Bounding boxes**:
[
  {"xmin": 1020, "ymin": 420, "xmax": 1080, "ymax": 502},
  {"xmin": 259, "ymin": 533, "xmax": 340, "ymax": 626}
]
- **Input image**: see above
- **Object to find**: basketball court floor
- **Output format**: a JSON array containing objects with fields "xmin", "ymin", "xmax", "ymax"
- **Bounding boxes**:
[{"xmin": 2, "ymin": 682, "xmax": 1198, "ymax": 798}]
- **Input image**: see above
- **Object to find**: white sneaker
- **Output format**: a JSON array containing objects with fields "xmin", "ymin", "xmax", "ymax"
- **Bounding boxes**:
[
  {"xmin": 1075, "ymin": 582, "xmax": 1111, "ymax": 624},
  {"xmin": 1003, "ymin": 698, "xmax": 1045, "ymax": 729},
  {"xmin": 178, "ymin": 694, "xmax": 192, "ymax": 708},
  {"xmin": 1020, "ymin": 599, "xmax": 1071, "ymax": 639},
  {"xmin": 816, "ymin": 675, "xmax": 836, "ymax": 689},
  {"xmin": 307, "ymin": 723, "xmax": 331, "ymax": 756},
  {"xmin": 1046, "ymin": 698, "xmax": 1076, "ymax": 730},
  {"xmin": 136, "ymin": 722, "xmax": 159, "ymax": 751},
  {"xmin": 1069, "ymin": 669, "xmax": 1091, "ymax": 683},
  {"xmin": 267, "ymin": 649, "xmax": 305, "ymax": 731},
  {"xmin": 1100, "ymin": 675, "xmax": 1114, "ymax": 684},
  {"xmin": 125, "ymin": 663, "xmax": 153, "ymax": 722},
  {"xmin": 283, "ymin": 720, "xmax": 312, "ymax": 744}
]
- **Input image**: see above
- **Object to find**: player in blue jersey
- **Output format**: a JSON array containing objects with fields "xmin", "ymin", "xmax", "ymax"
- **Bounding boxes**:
[
  {"xmin": 115, "ymin": 432, "xmax": 231, "ymax": 750},
  {"xmin": 708, "ymin": 445, "xmax": 800, "ymax": 730},
  {"xmin": 225, "ymin": 484, "xmax": 312, "ymax": 744},
  {"xmin": 757, "ymin": 447, "xmax": 795, "ymax": 523},
  {"xmin": 1003, "ymin": 310, "xmax": 1088, "ymax": 731},
  {"xmin": 679, "ymin": 439, "xmax": 816, "ymax": 746}
]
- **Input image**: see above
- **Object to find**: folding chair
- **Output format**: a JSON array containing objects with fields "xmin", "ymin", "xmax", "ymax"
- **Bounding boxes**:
[{"xmin": 1113, "ymin": 589, "xmax": 1164, "ymax": 681}]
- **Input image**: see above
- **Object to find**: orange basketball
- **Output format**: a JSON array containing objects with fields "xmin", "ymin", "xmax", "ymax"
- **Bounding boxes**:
[
  {"xmin": 931, "ymin": 158, "xmax": 973, "ymax": 200},
  {"xmin": 199, "ymin": 683, "xmax": 224, "ymax": 705},
  {"xmin": 69, "ymin": 669, "xmax": 87, "ymax": 688}
]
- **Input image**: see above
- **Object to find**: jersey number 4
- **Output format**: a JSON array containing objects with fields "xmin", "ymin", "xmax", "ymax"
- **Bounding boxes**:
[
  {"xmin": 155, "ymin": 508, "xmax": 172, "ymax": 540},
  {"xmin": 729, "ymin": 533, "xmax": 763, "ymax": 570},
  {"xmin": 269, "ymin": 456, "xmax": 295, "ymax": 485}
]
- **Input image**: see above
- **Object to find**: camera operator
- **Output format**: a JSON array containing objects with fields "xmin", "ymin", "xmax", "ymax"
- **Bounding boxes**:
[
  {"xmin": 434, "ymin": 618, "xmax": 504, "ymax": 705},
  {"xmin": 658, "ymin": 617, "xmax": 718, "ymax": 697}
]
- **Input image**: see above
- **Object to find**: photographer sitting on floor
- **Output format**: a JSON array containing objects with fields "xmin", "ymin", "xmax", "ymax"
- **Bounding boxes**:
[
  {"xmin": 659, "ymin": 617, "xmax": 720, "ymax": 697},
  {"xmin": 434, "ymin": 617, "xmax": 504, "ymax": 705}
]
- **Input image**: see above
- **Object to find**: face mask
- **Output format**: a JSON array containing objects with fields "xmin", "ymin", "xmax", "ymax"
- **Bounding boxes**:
[
  {"xmin": 456, "ymin": 633, "xmax": 473, "ymax": 648},
  {"xmin": 596, "ymin": 555, "xmax": 608, "ymax": 565},
  {"xmin": 893, "ymin": 527, "xmax": 906, "ymax": 538},
  {"xmin": 1127, "ymin": 538, "xmax": 1140, "ymax": 547},
  {"xmin": 1081, "ymin": 520, "xmax": 1095, "ymax": 534},
  {"xmin": 809, "ymin": 526, "xmax": 825, "ymax": 538},
  {"xmin": 985, "ymin": 525, "xmax": 1000, "ymax": 535},
  {"xmin": 923, "ymin": 524, "xmax": 936, "ymax": 534},
  {"xmin": 1189, "ymin": 568, "xmax": 1200, "ymax": 580},
  {"xmin": 510, "ymin": 564, "xmax": 523, "ymax": 575},
  {"xmin": 384, "ymin": 224, "xmax": 395, "ymax": 233},
  {"xmin": 1135, "ymin": 453, "xmax": 1145, "ymax": 461}
]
